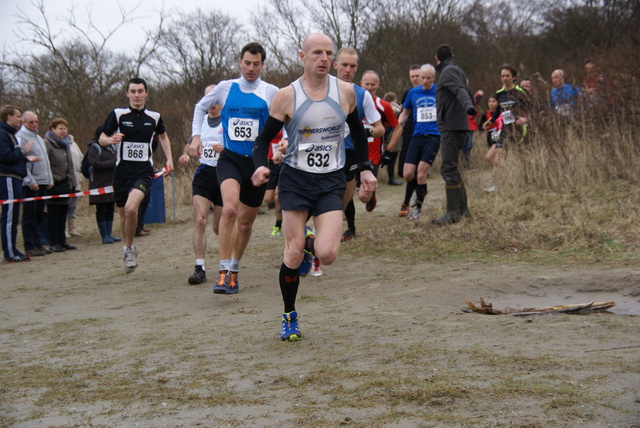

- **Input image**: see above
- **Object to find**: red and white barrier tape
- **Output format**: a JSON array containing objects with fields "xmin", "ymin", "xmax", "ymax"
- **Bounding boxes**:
[{"xmin": 1, "ymin": 168, "xmax": 167, "ymax": 205}]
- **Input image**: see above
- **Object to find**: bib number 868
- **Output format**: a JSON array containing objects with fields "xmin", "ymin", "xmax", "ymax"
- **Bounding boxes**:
[{"xmin": 127, "ymin": 148, "xmax": 144, "ymax": 159}]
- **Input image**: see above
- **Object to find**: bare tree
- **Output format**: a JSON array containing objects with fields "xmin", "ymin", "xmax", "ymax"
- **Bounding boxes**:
[
  {"xmin": 2, "ymin": 0, "xmax": 154, "ymax": 145},
  {"xmin": 253, "ymin": 0, "xmax": 309, "ymax": 79},
  {"xmin": 148, "ymin": 9, "xmax": 244, "ymax": 94},
  {"xmin": 253, "ymin": 0, "xmax": 382, "ymax": 79},
  {"xmin": 306, "ymin": 0, "xmax": 380, "ymax": 51}
]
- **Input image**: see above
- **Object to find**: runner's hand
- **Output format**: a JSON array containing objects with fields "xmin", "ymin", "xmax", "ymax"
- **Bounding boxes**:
[
  {"xmin": 178, "ymin": 154, "xmax": 190, "ymax": 165},
  {"xmin": 164, "ymin": 159, "xmax": 174, "ymax": 174},
  {"xmin": 189, "ymin": 135, "xmax": 202, "ymax": 157},
  {"xmin": 251, "ymin": 166, "xmax": 270, "ymax": 187},
  {"xmin": 359, "ymin": 170, "xmax": 378, "ymax": 194},
  {"xmin": 380, "ymin": 150, "xmax": 393, "ymax": 166}
]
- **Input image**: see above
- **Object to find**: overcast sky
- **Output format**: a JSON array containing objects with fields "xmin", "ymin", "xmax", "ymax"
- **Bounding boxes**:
[{"xmin": 0, "ymin": 0, "xmax": 259, "ymax": 55}]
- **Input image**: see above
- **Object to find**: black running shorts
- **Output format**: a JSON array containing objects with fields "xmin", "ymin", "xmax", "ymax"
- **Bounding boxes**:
[
  {"xmin": 405, "ymin": 134, "xmax": 441, "ymax": 166},
  {"xmin": 278, "ymin": 164, "xmax": 345, "ymax": 216},
  {"xmin": 267, "ymin": 160, "xmax": 281, "ymax": 191},
  {"xmin": 343, "ymin": 149, "xmax": 359, "ymax": 182},
  {"xmin": 192, "ymin": 164, "xmax": 222, "ymax": 206},
  {"xmin": 113, "ymin": 173, "xmax": 154, "ymax": 208},
  {"xmin": 216, "ymin": 149, "xmax": 266, "ymax": 208}
]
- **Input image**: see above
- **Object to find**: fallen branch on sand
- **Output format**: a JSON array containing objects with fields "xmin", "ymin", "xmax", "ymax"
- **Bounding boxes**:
[{"xmin": 464, "ymin": 297, "xmax": 616, "ymax": 316}]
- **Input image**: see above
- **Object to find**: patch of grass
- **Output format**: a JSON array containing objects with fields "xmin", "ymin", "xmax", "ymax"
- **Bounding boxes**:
[
  {"xmin": 344, "ymin": 177, "xmax": 640, "ymax": 267},
  {"xmin": 0, "ymin": 361, "xmax": 253, "ymax": 410}
]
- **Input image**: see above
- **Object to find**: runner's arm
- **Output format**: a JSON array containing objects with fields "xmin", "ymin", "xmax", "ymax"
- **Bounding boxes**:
[
  {"xmin": 346, "ymin": 109, "xmax": 370, "ymax": 167},
  {"xmin": 385, "ymin": 108, "xmax": 411, "ymax": 152},
  {"xmin": 252, "ymin": 116, "xmax": 285, "ymax": 170},
  {"xmin": 158, "ymin": 132, "xmax": 174, "ymax": 173}
]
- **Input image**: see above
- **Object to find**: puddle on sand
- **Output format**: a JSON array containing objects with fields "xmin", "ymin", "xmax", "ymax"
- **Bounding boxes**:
[{"xmin": 484, "ymin": 292, "xmax": 640, "ymax": 316}]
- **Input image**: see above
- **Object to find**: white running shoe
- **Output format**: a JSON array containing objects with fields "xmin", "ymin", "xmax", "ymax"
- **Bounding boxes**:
[
  {"xmin": 484, "ymin": 185, "xmax": 497, "ymax": 193},
  {"xmin": 123, "ymin": 245, "xmax": 138, "ymax": 274},
  {"xmin": 410, "ymin": 208, "xmax": 421, "ymax": 220},
  {"xmin": 311, "ymin": 257, "xmax": 323, "ymax": 277}
]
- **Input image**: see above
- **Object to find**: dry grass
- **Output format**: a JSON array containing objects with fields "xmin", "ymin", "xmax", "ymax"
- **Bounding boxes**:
[
  {"xmin": 72, "ymin": 109, "xmax": 638, "ymax": 265},
  {"xmin": 352, "ymin": 112, "xmax": 640, "ymax": 266}
]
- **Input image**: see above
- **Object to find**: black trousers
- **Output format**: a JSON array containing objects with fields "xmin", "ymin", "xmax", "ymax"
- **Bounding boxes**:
[
  {"xmin": 439, "ymin": 130, "xmax": 467, "ymax": 187},
  {"xmin": 22, "ymin": 187, "xmax": 47, "ymax": 250},
  {"xmin": 47, "ymin": 203, "xmax": 69, "ymax": 246}
]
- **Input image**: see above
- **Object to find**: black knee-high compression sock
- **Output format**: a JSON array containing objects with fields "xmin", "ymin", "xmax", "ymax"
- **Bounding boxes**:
[
  {"xmin": 416, "ymin": 183, "xmax": 427, "ymax": 209},
  {"xmin": 279, "ymin": 263, "xmax": 300, "ymax": 313},
  {"xmin": 403, "ymin": 178, "xmax": 418, "ymax": 205},
  {"xmin": 345, "ymin": 199, "xmax": 356, "ymax": 231}
]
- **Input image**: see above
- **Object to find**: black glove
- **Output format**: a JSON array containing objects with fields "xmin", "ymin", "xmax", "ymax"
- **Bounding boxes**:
[
  {"xmin": 380, "ymin": 149, "xmax": 393, "ymax": 166},
  {"xmin": 365, "ymin": 127, "xmax": 373, "ymax": 138},
  {"xmin": 467, "ymin": 107, "xmax": 477, "ymax": 116}
]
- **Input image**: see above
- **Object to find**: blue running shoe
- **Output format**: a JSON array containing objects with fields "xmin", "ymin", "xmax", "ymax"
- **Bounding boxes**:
[
  {"xmin": 213, "ymin": 270, "xmax": 229, "ymax": 294},
  {"xmin": 227, "ymin": 271, "xmax": 240, "ymax": 294},
  {"xmin": 299, "ymin": 252, "xmax": 312, "ymax": 276},
  {"xmin": 280, "ymin": 311, "xmax": 301, "ymax": 341}
]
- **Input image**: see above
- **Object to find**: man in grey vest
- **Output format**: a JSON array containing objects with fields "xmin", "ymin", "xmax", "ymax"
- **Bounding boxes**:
[{"xmin": 251, "ymin": 33, "xmax": 377, "ymax": 342}]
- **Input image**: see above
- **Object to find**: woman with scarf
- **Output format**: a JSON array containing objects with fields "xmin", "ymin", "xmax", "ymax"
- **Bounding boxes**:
[{"xmin": 44, "ymin": 118, "xmax": 77, "ymax": 252}]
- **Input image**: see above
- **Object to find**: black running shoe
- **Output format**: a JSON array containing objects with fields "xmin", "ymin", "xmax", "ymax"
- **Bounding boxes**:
[
  {"xmin": 341, "ymin": 228, "xmax": 356, "ymax": 242},
  {"xmin": 365, "ymin": 192, "xmax": 377, "ymax": 212},
  {"xmin": 188, "ymin": 265, "xmax": 207, "ymax": 285}
]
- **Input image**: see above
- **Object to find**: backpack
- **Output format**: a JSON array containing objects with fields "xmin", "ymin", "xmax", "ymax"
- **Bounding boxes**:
[{"xmin": 81, "ymin": 142, "xmax": 101, "ymax": 179}]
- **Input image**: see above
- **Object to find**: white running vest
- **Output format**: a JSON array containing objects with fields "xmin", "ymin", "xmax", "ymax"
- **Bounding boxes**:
[
  {"xmin": 199, "ymin": 115, "xmax": 224, "ymax": 167},
  {"xmin": 283, "ymin": 75, "xmax": 346, "ymax": 173}
]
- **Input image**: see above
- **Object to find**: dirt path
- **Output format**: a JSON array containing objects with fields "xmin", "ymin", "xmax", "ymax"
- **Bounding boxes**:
[{"xmin": 1, "ymin": 182, "xmax": 639, "ymax": 427}]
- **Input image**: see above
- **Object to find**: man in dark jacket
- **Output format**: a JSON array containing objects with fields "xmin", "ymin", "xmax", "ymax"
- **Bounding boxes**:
[
  {"xmin": 0, "ymin": 105, "xmax": 35, "ymax": 262},
  {"xmin": 431, "ymin": 44, "xmax": 476, "ymax": 225}
]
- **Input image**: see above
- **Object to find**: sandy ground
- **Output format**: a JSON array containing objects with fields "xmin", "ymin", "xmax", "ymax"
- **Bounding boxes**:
[{"xmin": 1, "ymin": 180, "xmax": 639, "ymax": 427}]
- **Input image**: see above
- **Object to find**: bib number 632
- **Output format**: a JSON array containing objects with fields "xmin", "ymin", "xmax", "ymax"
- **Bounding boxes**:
[{"xmin": 307, "ymin": 152, "xmax": 330, "ymax": 168}]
